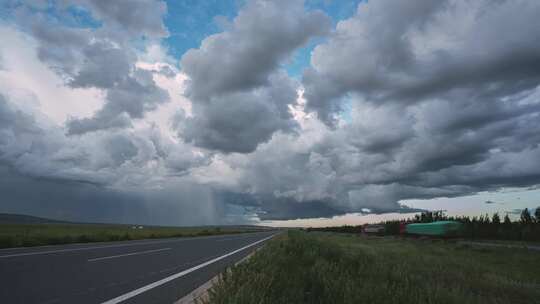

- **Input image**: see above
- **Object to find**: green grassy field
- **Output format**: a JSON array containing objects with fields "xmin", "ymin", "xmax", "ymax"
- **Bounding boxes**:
[
  {"xmin": 0, "ymin": 223, "xmax": 262, "ymax": 248},
  {"xmin": 205, "ymin": 231, "xmax": 540, "ymax": 304}
]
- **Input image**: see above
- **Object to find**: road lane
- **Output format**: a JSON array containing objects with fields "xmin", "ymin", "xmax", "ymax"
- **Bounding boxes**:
[
  {"xmin": 0, "ymin": 232, "xmax": 261, "ymax": 258},
  {"xmin": 0, "ymin": 231, "xmax": 277, "ymax": 304},
  {"xmin": 0, "ymin": 242, "xmax": 176, "ymax": 259},
  {"xmin": 87, "ymin": 248, "xmax": 172, "ymax": 262},
  {"xmin": 101, "ymin": 235, "xmax": 275, "ymax": 304}
]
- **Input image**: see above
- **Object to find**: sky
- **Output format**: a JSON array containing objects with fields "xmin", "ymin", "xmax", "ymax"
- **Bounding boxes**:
[{"xmin": 0, "ymin": 0, "xmax": 539, "ymax": 227}]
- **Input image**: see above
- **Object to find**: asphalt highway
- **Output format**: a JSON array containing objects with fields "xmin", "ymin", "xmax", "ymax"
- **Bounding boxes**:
[{"xmin": 0, "ymin": 231, "xmax": 278, "ymax": 304}]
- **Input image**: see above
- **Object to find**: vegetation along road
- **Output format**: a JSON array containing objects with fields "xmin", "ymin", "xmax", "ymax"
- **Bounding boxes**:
[{"xmin": 204, "ymin": 230, "xmax": 540, "ymax": 304}]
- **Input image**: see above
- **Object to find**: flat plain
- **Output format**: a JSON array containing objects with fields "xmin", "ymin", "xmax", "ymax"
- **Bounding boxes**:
[{"xmin": 0, "ymin": 223, "xmax": 263, "ymax": 248}]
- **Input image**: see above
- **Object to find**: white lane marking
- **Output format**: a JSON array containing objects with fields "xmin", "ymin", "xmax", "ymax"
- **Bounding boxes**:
[
  {"xmin": 0, "ymin": 234, "xmax": 223, "ymax": 252},
  {"xmin": 216, "ymin": 238, "xmax": 238, "ymax": 242},
  {"xmin": 88, "ymin": 248, "xmax": 172, "ymax": 262},
  {"xmin": 0, "ymin": 242, "xmax": 170, "ymax": 259},
  {"xmin": 0, "ymin": 232, "xmax": 269, "ymax": 259},
  {"xmin": 215, "ymin": 235, "xmax": 259, "ymax": 242},
  {"xmin": 100, "ymin": 234, "xmax": 276, "ymax": 304}
]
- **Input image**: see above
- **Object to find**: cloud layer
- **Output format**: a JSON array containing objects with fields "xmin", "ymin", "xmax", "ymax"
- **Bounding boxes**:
[
  {"xmin": 1, "ymin": 0, "xmax": 540, "ymax": 224},
  {"xmin": 178, "ymin": 0, "xmax": 329, "ymax": 153},
  {"xmin": 29, "ymin": 0, "xmax": 170, "ymax": 134}
]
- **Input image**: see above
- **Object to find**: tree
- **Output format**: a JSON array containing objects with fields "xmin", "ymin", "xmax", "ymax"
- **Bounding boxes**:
[
  {"xmin": 520, "ymin": 208, "xmax": 533, "ymax": 225},
  {"xmin": 503, "ymin": 214, "xmax": 512, "ymax": 227},
  {"xmin": 492, "ymin": 213, "xmax": 501, "ymax": 225},
  {"xmin": 535, "ymin": 207, "xmax": 540, "ymax": 223}
]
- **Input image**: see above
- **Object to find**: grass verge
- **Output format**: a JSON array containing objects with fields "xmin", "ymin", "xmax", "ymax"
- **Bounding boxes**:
[
  {"xmin": 0, "ymin": 223, "xmax": 263, "ymax": 249},
  {"xmin": 204, "ymin": 230, "xmax": 540, "ymax": 304}
]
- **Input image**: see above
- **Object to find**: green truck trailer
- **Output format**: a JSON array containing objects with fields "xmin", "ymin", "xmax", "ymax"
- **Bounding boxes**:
[{"xmin": 405, "ymin": 221, "xmax": 463, "ymax": 237}]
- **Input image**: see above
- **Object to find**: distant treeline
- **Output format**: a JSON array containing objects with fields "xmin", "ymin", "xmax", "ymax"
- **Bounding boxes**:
[{"xmin": 307, "ymin": 207, "xmax": 540, "ymax": 241}]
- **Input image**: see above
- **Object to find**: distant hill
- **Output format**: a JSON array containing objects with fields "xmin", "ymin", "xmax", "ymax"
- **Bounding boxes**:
[
  {"xmin": 0, "ymin": 213, "xmax": 277, "ymax": 229},
  {"xmin": 0, "ymin": 213, "xmax": 69, "ymax": 224}
]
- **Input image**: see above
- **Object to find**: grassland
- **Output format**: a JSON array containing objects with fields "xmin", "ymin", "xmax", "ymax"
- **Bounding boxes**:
[
  {"xmin": 0, "ymin": 223, "xmax": 262, "ymax": 249},
  {"xmin": 205, "ymin": 231, "xmax": 540, "ymax": 304}
]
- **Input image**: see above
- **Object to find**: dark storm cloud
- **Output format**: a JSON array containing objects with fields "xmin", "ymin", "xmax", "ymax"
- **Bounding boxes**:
[
  {"xmin": 180, "ymin": 0, "xmax": 329, "ymax": 100},
  {"xmin": 0, "ymin": 93, "xmax": 222, "ymax": 225},
  {"xmin": 67, "ymin": 43, "xmax": 133, "ymax": 89},
  {"xmin": 330, "ymin": 96, "xmax": 540, "ymax": 191},
  {"xmin": 343, "ymin": 104, "xmax": 415, "ymax": 155},
  {"xmin": 303, "ymin": 0, "xmax": 540, "ymax": 125},
  {"xmin": 215, "ymin": 191, "xmax": 259, "ymax": 207},
  {"xmin": 232, "ymin": 0, "xmax": 540, "ymax": 220},
  {"xmin": 257, "ymin": 198, "xmax": 346, "ymax": 221},
  {"xmin": 0, "ymin": 95, "xmax": 39, "ymax": 134},
  {"xmin": 303, "ymin": 0, "xmax": 448, "ymax": 124},
  {"xmin": 214, "ymin": 189, "xmax": 348, "ymax": 221},
  {"xmin": 177, "ymin": 0, "xmax": 330, "ymax": 153},
  {"xmin": 0, "ymin": 93, "xmax": 205, "ymax": 187},
  {"xmin": 3, "ymin": 0, "xmax": 540, "ymax": 223},
  {"xmin": 0, "ymin": 164, "xmax": 239, "ymax": 226},
  {"xmin": 66, "ymin": 114, "xmax": 133, "ymax": 135},
  {"xmin": 100, "ymin": 134, "xmax": 138, "ymax": 166},
  {"xmin": 220, "ymin": 86, "xmax": 540, "ymax": 220},
  {"xmin": 66, "ymin": 69, "xmax": 169, "ymax": 135},
  {"xmin": 27, "ymin": 2, "xmax": 170, "ymax": 134},
  {"xmin": 218, "ymin": 190, "xmax": 424, "ymax": 221},
  {"xmin": 31, "ymin": 24, "xmax": 91, "ymax": 73},
  {"xmin": 178, "ymin": 72, "xmax": 299, "ymax": 153},
  {"xmin": 257, "ymin": 196, "xmax": 424, "ymax": 220}
]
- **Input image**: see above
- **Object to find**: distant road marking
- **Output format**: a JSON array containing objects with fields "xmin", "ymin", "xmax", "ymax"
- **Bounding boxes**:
[
  {"xmin": 216, "ymin": 235, "xmax": 256, "ymax": 242},
  {"xmin": 100, "ymin": 234, "xmax": 276, "ymax": 304},
  {"xmin": 0, "ymin": 242, "xmax": 173, "ymax": 259},
  {"xmin": 0, "ymin": 232, "xmax": 268, "ymax": 259},
  {"xmin": 216, "ymin": 238, "xmax": 239, "ymax": 242},
  {"xmin": 88, "ymin": 248, "xmax": 171, "ymax": 262}
]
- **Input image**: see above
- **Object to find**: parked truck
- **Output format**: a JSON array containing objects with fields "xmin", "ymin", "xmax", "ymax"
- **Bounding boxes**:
[{"xmin": 405, "ymin": 221, "xmax": 463, "ymax": 237}]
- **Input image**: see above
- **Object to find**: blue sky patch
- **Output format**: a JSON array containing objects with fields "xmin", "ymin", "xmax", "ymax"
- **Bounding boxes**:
[
  {"xmin": 164, "ymin": 0, "xmax": 241, "ymax": 61},
  {"xmin": 164, "ymin": 0, "xmax": 363, "ymax": 76}
]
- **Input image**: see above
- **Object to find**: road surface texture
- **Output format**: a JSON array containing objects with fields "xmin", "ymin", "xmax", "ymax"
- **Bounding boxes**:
[{"xmin": 0, "ymin": 231, "xmax": 277, "ymax": 304}]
